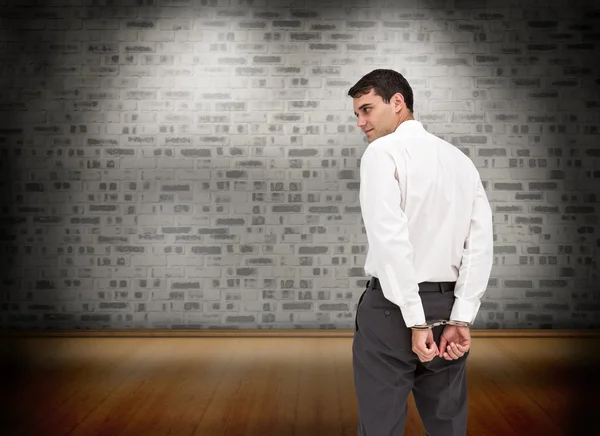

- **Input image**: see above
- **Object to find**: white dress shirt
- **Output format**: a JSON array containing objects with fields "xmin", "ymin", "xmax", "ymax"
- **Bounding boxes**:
[{"xmin": 359, "ymin": 120, "xmax": 494, "ymax": 328}]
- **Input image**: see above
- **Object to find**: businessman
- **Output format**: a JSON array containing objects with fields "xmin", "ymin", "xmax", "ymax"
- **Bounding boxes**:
[{"xmin": 349, "ymin": 69, "xmax": 494, "ymax": 435}]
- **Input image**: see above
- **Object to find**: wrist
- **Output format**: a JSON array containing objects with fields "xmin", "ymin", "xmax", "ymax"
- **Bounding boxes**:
[{"xmin": 410, "ymin": 322, "xmax": 430, "ymax": 331}]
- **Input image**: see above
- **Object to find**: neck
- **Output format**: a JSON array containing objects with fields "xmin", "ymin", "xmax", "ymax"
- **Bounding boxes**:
[{"xmin": 393, "ymin": 111, "xmax": 414, "ymax": 130}]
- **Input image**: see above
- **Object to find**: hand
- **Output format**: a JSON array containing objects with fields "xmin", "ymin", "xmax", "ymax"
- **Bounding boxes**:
[
  {"xmin": 439, "ymin": 325, "xmax": 471, "ymax": 360},
  {"xmin": 411, "ymin": 325, "xmax": 439, "ymax": 362}
]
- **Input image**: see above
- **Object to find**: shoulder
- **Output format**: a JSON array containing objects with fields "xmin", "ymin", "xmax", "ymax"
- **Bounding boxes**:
[
  {"xmin": 426, "ymin": 130, "xmax": 478, "ymax": 173},
  {"xmin": 363, "ymin": 132, "xmax": 405, "ymax": 161}
]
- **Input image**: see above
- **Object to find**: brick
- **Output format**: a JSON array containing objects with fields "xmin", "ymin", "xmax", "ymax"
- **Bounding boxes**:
[{"xmin": 272, "ymin": 21, "xmax": 302, "ymax": 28}]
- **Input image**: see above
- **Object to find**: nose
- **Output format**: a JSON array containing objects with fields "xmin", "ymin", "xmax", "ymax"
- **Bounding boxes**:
[{"xmin": 356, "ymin": 116, "xmax": 366, "ymax": 128}]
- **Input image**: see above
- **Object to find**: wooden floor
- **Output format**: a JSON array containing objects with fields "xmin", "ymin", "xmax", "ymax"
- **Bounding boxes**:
[{"xmin": 1, "ymin": 335, "xmax": 598, "ymax": 436}]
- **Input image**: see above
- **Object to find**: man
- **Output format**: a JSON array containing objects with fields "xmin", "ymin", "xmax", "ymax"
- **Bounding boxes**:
[{"xmin": 349, "ymin": 69, "xmax": 494, "ymax": 436}]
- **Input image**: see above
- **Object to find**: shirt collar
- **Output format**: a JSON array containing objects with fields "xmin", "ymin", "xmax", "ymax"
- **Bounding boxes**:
[{"xmin": 394, "ymin": 119, "xmax": 423, "ymax": 134}]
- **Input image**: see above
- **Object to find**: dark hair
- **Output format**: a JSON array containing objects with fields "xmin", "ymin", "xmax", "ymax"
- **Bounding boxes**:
[{"xmin": 347, "ymin": 69, "xmax": 414, "ymax": 113}]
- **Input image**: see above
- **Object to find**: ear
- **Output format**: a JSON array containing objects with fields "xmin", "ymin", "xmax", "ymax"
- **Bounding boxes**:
[{"xmin": 393, "ymin": 93, "xmax": 404, "ymax": 113}]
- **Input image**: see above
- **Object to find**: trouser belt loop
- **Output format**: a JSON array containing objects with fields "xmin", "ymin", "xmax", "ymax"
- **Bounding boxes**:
[
  {"xmin": 439, "ymin": 283, "xmax": 445, "ymax": 294},
  {"xmin": 367, "ymin": 278, "xmax": 378, "ymax": 290}
]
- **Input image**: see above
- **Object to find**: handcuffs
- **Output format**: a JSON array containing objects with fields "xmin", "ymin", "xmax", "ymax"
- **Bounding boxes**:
[{"xmin": 410, "ymin": 319, "xmax": 471, "ymax": 330}]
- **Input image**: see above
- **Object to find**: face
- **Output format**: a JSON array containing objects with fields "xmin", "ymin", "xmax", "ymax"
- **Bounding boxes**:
[{"xmin": 353, "ymin": 89, "xmax": 402, "ymax": 143}]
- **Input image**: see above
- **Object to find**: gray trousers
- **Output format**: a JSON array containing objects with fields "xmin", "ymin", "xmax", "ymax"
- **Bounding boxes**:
[{"xmin": 352, "ymin": 278, "xmax": 469, "ymax": 436}]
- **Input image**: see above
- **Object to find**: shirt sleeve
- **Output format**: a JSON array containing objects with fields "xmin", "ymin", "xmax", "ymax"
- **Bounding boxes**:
[
  {"xmin": 359, "ymin": 146, "xmax": 425, "ymax": 328},
  {"xmin": 450, "ymin": 174, "xmax": 494, "ymax": 324}
]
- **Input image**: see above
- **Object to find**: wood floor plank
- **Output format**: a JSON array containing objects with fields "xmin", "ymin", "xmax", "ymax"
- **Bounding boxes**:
[
  {"xmin": 68, "ymin": 338, "xmax": 185, "ymax": 436},
  {"xmin": 9, "ymin": 338, "xmax": 142, "ymax": 436},
  {"xmin": 187, "ymin": 339, "xmax": 261, "ymax": 436},
  {"xmin": 190, "ymin": 339, "xmax": 263, "ymax": 436},
  {"xmin": 244, "ymin": 339, "xmax": 306, "ymax": 436},
  {"xmin": 253, "ymin": 339, "xmax": 301, "ymax": 435},
  {"xmin": 26, "ymin": 339, "xmax": 151, "ymax": 436},
  {"xmin": 115, "ymin": 338, "xmax": 235, "ymax": 436},
  {"xmin": 461, "ymin": 341, "xmax": 530, "ymax": 436},
  {"xmin": 237, "ymin": 342, "xmax": 279, "ymax": 436},
  {"xmin": 333, "ymin": 339, "xmax": 359, "ymax": 436},
  {"xmin": 468, "ymin": 339, "xmax": 564, "ymax": 436},
  {"xmin": 492, "ymin": 337, "xmax": 599, "ymax": 435}
]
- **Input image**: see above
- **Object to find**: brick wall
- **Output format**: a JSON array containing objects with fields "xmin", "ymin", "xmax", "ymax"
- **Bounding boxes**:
[{"xmin": 0, "ymin": 0, "xmax": 599, "ymax": 330}]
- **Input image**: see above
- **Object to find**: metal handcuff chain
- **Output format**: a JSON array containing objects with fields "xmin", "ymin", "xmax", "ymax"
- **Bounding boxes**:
[{"xmin": 410, "ymin": 319, "xmax": 471, "ymax": 330}]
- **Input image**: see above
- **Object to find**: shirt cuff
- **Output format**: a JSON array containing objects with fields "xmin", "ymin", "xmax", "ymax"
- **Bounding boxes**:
[
  {"xmin": 450, "ymin": 298, "xmax": 482, "ymax": 324},
  {"xmin": 400, "ymin": 301, "xmax": 426, "ymax": 328}
]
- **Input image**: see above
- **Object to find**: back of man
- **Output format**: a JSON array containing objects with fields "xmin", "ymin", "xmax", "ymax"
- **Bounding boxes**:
[{"xmin": 365, "ymin": 121, "xmax": 481, "ymax": 285}]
